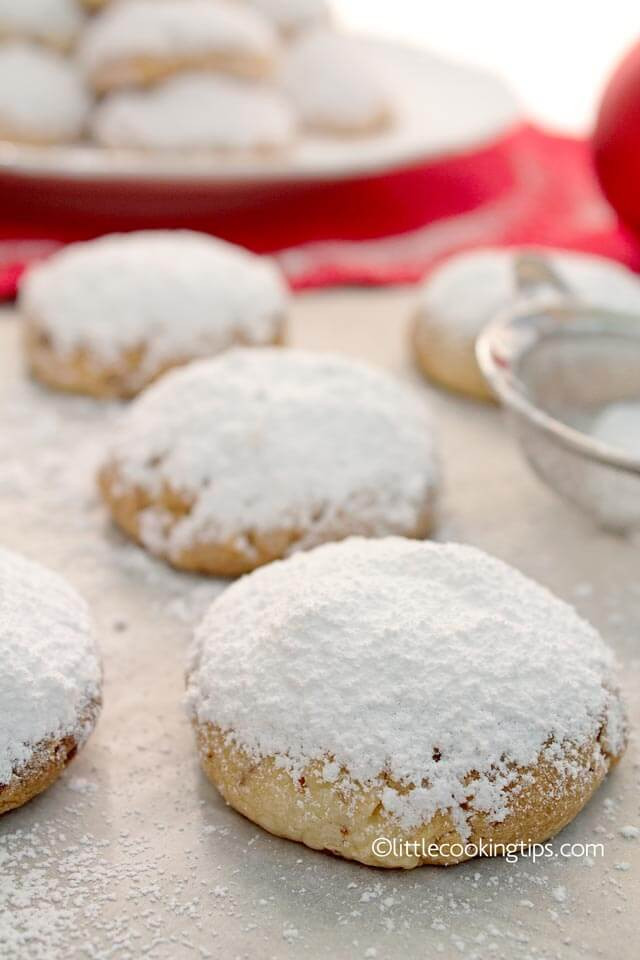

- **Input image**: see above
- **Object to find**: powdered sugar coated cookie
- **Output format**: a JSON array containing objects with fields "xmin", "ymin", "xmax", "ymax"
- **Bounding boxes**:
[
  {"xmin": 99, "ymin": 349, "xmax": 438, "ymax": 575},
  {"xmin": 0, "ymin": 0, "xmax": 83, "ymax": 49},
  {"xmin": 281, "ymin": 29, "xmax": 394, "ymax": 135},
  {"xmin": 413, "ymin": 247, "xmax": 640, "ymax": 402},
  {"xmin": 79, "ymin": 0, "xmax": 280, "ymax": 93},
  {"xmin": 91, "ymin": 73, "xmax": 295, "ymax": 151},
  {"xmin": 21, "ymin": 231, "xmax": 289, "ymax": 398},
  {"xmin": 0, "ymin": 42, "xmax": 90, "ymax": 143},
  {"xmin": 0, "ymin": 547, "xmax": 101, "ymax": 813},
  {"xmin": 188, "ymin": 536, "xmax": 626, "ymax": 867}
]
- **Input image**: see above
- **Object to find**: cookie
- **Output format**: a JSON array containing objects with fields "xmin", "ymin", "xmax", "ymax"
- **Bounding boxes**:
[
  {"xmin": 413, "ymin": 247, "xmax": 640, "ymax": 403},
  {"xmin": 0, "ymin": 0, "xmax": 83, "ymax": 51},
  {"xmin": 98, "ymin": 349, "xmax": 438, "ymax": 575},
  {"xmin": 281, "ymin": 29, "xmax": 394, "ymax": 136},
  {"xmin": 247, "ymin": 0, "xmax": 329, "ymax": 36},
  {"xmin": 79, "ymin": 0, "xmax": 280, "ymax": 94},
  {"xmin": 90, "ymin": 73, "xmax": 295, "ymax": 152},
  {"xmin": 188, "ymin": 537, "xmax": 626, "ymax": 868},
  {"xmin": 0, "ymin": 548, "xmax": 101, "ymax": 815},
  {"xmin": 0, "ymin": 42, "xmax": 90, "ymax": 144},
  {"xmin": 20, "ymin": 231, "xmax": 289, "ymax": 399}
]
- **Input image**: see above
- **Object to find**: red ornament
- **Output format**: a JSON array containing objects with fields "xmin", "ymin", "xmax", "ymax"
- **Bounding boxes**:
[{"xmin": 594, "ymin": 42, "xmax": 640, "ymax": 230}]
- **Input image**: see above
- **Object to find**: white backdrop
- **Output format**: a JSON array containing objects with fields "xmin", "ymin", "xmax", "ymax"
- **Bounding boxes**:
[{"xmin": 335, "ymin": 1, "xmax": 640, "ymax": 133}]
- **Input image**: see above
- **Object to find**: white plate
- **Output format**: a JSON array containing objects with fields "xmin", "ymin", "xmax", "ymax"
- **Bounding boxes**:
[{"xmin": 0, "ymin": 39, "xmax": 520, "ymax": 185}]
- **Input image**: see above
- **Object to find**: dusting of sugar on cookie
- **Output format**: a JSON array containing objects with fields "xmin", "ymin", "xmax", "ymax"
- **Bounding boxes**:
[
  {"xmin": 0, "ymin": 42, "xmax": 89, "ymax": 143},
  {"xmin": 91, "ymin": 73, "xmax": 295, "ymax": 151},
  {"xmin": 188, "ymin": 537, "xmax": 626, "ymax": 835},
  {"xmin": 0, "ymin": 547, "xmax": 101, "ymax": 785},
  {"xmin": 0, "ymin": 0, "xmax": 82, "ymax": 46},
  {"xmin": 20, "ymin": 231, "xmax": 289, "ymax": 385},
  {"xmin": 103, "ymin": 348, "xmax": 438, "ymax": 561},
  {"xmin": 79, "ymin": 0, "xmax": 279, "ymax": 82},
  {"xmin": 417, "ymin": 247, "xmax": 640, "ymax": 342},
  {"xmin": 281, "ymin": 29, "xmax": 393, "ymax": 133}
]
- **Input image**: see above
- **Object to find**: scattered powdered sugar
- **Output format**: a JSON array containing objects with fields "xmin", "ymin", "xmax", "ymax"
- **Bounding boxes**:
[
  {"xmin": 0, "ymin": 782, "xmax": 233, "ymax": 960},
  {"xmin": 0, "ymin": 547, "xmax": 101, "ymax": 785},
  {"xmin": 589, "ymin": 402, "xmax": 640, "ymax": 460},
  {"xmin": 0, "ymin": 0, "xmax": 82, "ymax": 46},
  {"xmin": 281, "ymin": 29, "xmax": 393, "ymax": 132},
  {"xmin": 0, "ymin": 308, "xmax": 637, "ymax": 956},
  {"xmin": 188, "ymin": 537, "xmax": 626, "ymax": 835},
  {"xmin": 0, "ymin": 374, "xmax": 225, "ymax": 624},
  {"xmin": 0, "ymin": 42, "xmax": 89, "ymax": 142},
  {"xmin": 105, "ymin": 348, "xmax": 438, "ymax": 559},
  {"xmin": 416, "ymin": 247, "xmax": 640, "ymax": 344},
  {"xmin": 248, "ymin": 0, "xmax": 329, "ymax": 32},
  {"xmin": 91, "ymin": 73, "xmax": 295, "ymax": 151},
  {"xmin": 79, "ymin": 0, "xmax": 279, "ymax": 78},
  {"xmin": 619, "ymin": 825, "xmax": 639, "ymax": 840},
  {"xmin": 1, "ymin": 771, "xmax": 599, "ymax": 960},
  {"xmin": 20, "ymin": 231, "xmax": 289, "ymax": 377}
]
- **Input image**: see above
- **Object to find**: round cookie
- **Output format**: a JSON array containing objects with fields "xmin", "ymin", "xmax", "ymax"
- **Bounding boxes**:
[
  {"xmin": 0, "ymin": 0, "xmax": 83, "ymax": 50},
  {"xmin": 20, "ymin": 231, "xmax": 289, "ymax": 399},
  {"xmin": 91, "ymin": 73, "xmax": 295, "ymax": 152},
  {"xmin": 0, "ymin": 42, "xmax": 90, "ymax": 144},
  {"xmin": 281, "ymin": 29, "xmax": 394, "ymax": 136},
  {"xmin": 98, "ymin": 349, "xmax": 438, "ymax": 575},
  {"xmin": 247, "ymin": 0, "xmax": 330, "ymax": 36},
  {"xmin": 79, "ymin": 0, "xmax": 280, "ymax": 94},
  {"xmin": 188, "ymin": 537, "xmax": 627, "ymax": 868},
  {"xmin": 0, "ymin": 548, "xmax": 101, "ymax": 815},
  {"xmin": 413, "ymin": 247, "xmax": 640, "ymax": 403}
]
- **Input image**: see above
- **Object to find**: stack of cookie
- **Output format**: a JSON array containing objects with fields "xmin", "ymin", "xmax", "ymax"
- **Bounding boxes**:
[
  {"xmin": 82, "ymin": 0, "xmax": 298, "ymax": 152},
  {"xmin": 0, "ymin": 0, "xmax": 397, "ymax": 150},
  {"xmin": 81, "ymin": 0, "xmax": 396, "ymax": 151}
]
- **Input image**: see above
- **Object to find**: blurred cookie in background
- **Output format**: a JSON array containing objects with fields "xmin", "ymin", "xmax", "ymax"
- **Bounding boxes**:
[
  {"xmin": 0, "ymin": 41, "xmax": 90, "ymax": 143},
  {"xmin": 413, "ymin": 247, "xmax": 640, "ymax": 402},
  {"xmin": 281, "ymin": 29, "xmax": 395, "ymax": 136},
  {"xmin": 91, "ymin": 73, "xmax": 295, "ymax": 152},
  {"xmin": 0, "ymin": 0, "xmax": 84, "ymax": 51},
  {"xmin": 20, "ymin": 230, "xmax": 289, "ymax": 398},
  {"xmin": 79, "ymin": 0, "xmax": 280, "ymax": 94}
]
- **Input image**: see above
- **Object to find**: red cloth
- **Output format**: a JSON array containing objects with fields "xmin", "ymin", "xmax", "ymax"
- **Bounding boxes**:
[{"xmin": 0, "ymin": 122, "xmax": 638, "ymax": 298}]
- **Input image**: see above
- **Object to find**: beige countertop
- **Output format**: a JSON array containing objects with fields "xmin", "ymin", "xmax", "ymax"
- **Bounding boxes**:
[{"xmin": 0, "ymin": 289, "xmax": 638, "ymax": 959}]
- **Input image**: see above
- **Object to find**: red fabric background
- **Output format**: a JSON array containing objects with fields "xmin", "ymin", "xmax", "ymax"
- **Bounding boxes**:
[{"xmin": 0, "ymin": 122, "xmax": 637, "ymax": 299}]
